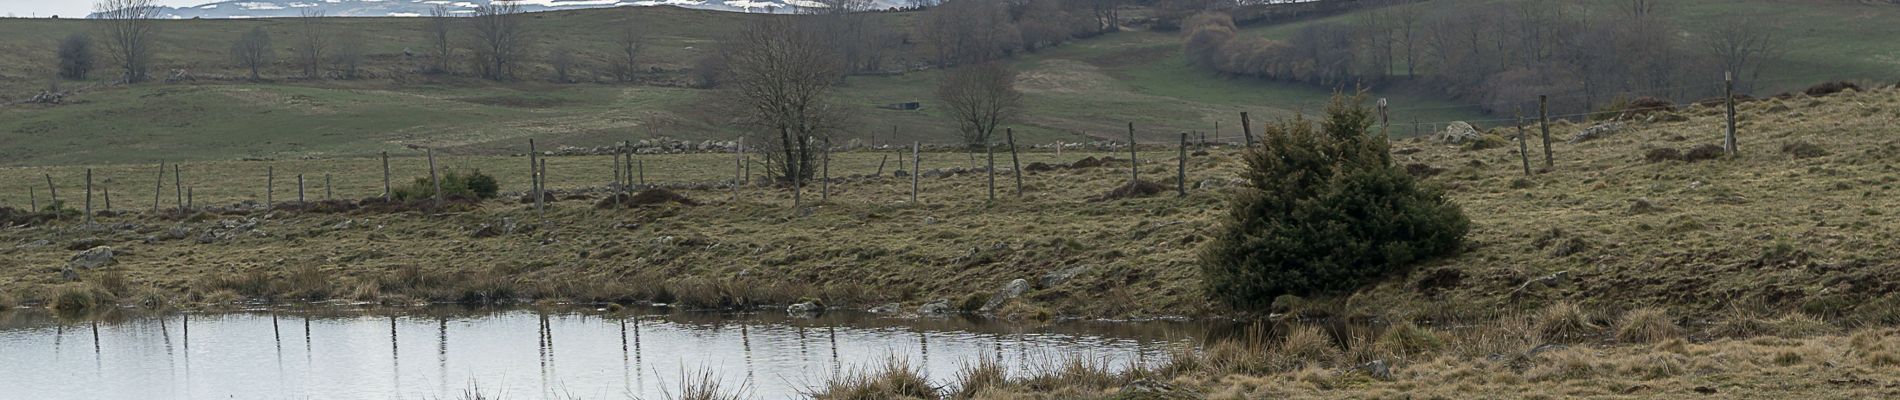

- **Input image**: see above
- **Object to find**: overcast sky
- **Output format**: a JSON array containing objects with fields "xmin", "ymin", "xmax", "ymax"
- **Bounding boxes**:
[{"xmin": 0, "ymin": 0, "xmax": 207, "ymax": 18}]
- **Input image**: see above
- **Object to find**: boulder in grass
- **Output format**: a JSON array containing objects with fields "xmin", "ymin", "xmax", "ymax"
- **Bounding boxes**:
[{"xmin": 70, "ymin": 246, "xmax": 116, "ymax": 270}]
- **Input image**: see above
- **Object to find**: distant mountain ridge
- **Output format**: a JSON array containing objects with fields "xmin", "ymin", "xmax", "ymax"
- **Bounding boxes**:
[{"xmin": 89, "ymin": 0, "xmax": 909, "ymax": 18}]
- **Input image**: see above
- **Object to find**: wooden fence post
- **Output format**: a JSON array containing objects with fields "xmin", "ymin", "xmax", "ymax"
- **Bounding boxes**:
[
  {"xmin": 733, "ymin": 139, "xmax": 743, "ymax": 202},
  {"xmin": 153, "ymin": 162, "xmax": 163, "ymax": 214},
  {"xmin": 267, "ymin": 166, "xmax": 274, "ymax": 209},
  {"xmin": 381, "ymin": 151, "xmax": 391, "ymax": 201},
  {"xmin": 793, "ymin": 139, "xmax": 804, "ymax": 211},
  {"xmin": 1177, "ymin": 132, "xmax": 1187, "ymax": 197},
  {"xmin": 324, "ymin": 174, "xmax": 332, "ymax": 201},
  {"xmin": 1127, "ymin": 123, "xmax": 1139, "ymax": 185},
  {"xmin": 1517, "ymin": 112, "xmax": 1532, "ymax": 176},
  {"xmin": 1539, "ymin": 95, "xmax": 1553, "ymax": 168},
  {"xmin": 173, "ymin": 164, "xmax": 182, "ymax": 212},
  {"xmin": 1240, "ymin": 112, "xmax": 1256, "ymax": 147},
  {"xmin": 529, "ymin": 139, "xmax": 542, "ymax": 215},
  {"xmin": 103, "ymin": 183, "xmax": 111, "ymax": 211},
  {"xmin": 29, "ymin": 187, "xmax": 36, "ymax": 212},
  {"xmin": 910, "ymin": 142, "xmax": 920, "ymax": 204},
  {"xmin": 821, "ymin": 138, "xmax": 832, "ymax": 202},
  {"xmin": 85, "ymin": 169, "xmax": 93, "ymax": 225},
  {"xmin": 187, "ymin": 187, "xmax": 193, "ymax": 210},
  {"xmin": 44, "ymin": 174, "xmax": 57, "ymax": 206},
  {"xmin": 1006, "ymin": 128, "xmax": 1022, "ymax": 197},
  {"xmin": 613, "ymin": 151, "xmax": 624, "ymax": 192},
  {"xmin": 985, "ymin": 136, "xmax": 996, "ymax": 203},
  {"xmin": 537, "ymin": 159, "xmax": 547, "ymax": 218},
  {"xmin": 637, "ymin": 159, "xmax": 644, "ymax": 186},
  {"xmin": 298, "ymin": 174, "xmax": 306, "ymax": 204},
  {"xmin": 876, "ymin": 154, "xmax": 889, "ymax": 176},
  {"xmin": 1724, "ymin": 71, "xmax": 1739, "ymax": 155},
  {"xmin": 428, "ymin": 148, "xmax": 441, "ymax": 211}
]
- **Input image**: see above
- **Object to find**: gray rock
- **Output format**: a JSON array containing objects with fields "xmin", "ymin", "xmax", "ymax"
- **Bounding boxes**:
[
  {"xmin": 1360, "ymin": 359, "xmax": 1392, "ymax": 380},
  {"xmin": 787, "ymin": 301, "xmax": 823, "ymax": 315},
  {"xmin": 1510, "ymin": 270, "xmax": 1571, "ymax": 299},
  {"xmin": 1038, "ymin": 265, "xmax": 1090, "ymax": 289},
  {"xmin": 16, "ymin": 239, "xmax": 51, "ymax": 249},
  {"xmin": 59, "ymin": 267, "xmax": 79, "ymax": 281},
  {"xmin": 471, "ymin": 224, "xmax": 502, "ymax": 238},
  {"xmin": 69, "ymin": 246, "xmax": 116, "ymax": 270},
  {"xmin": 867, "ymin": 303, "xmax": 903, "ymax": 315},
  {"xmin": 918, "ymin": 299, "xmax": 952, "ymax": 316},
  {"xmin": 66, "ymin": 238, "xmax": 107, "ymax": 251},
  {"xmin": 980, "ymin": 279, "xmax": 1031, "ymax": 313},
  {"xmin": 1435, "ymin": 121, "xmax": 1481, "ymax": 144},
  {"xmin": 1568, "ymin": 122, "xmax": 1625, "ymax": 143}
]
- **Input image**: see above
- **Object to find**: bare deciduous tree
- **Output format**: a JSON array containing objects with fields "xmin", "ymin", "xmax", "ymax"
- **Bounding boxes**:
[
  {"xmin": 469, "ymin": 4, "xmax": 528, "ymax": 81},
  {"xmin": 724, "ymin": 19, "xmax": 844, "ymax": 186},
  {"xmin": 691, "ymin": 53, "xmax": 726, "ymax": 88},
  {"xmin": 93, "ymin": 0, "xmax": 160, "ymax": 83},
  {"xmin": 425, "ymin": 4, "xmax": 455, "ymax": 74},
  {"xmin": 937, "ymin": 62, "xmax": 1022, "ymax": 202},
  {"xmin": 58, "ymin": 33, "xmax": 95, "ymax": 80},
  {"xmin": 334, "ymin": 31, "xmax": 365, "ymax": 79},
  {"xmin": 231, "ymin": 27, "xmax": 274, "ymax": 81},
  {"xmin": 1702, "ymin": 16, "xmax": 1783, "ymax": 93},
  {"xmin": 937, "ymin": 62, "xmax": 1022, "ymax": 151},
  {"xmin": 295, "ymin": 9, "xmax": 330, "ymax": 78},
  {"xmin": 612, "ymin": 24, "xmax": 646, "ymax": 82},
  {"xmin": 549, "ymin": 45, "xmax": 575, "ymax": 83}
]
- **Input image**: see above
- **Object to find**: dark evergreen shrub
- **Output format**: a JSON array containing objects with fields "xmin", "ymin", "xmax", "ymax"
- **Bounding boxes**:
[
  {"xmin": 393, "ymin": 170, "xmax": 500, "ymax": 201},
  {"xmin": 1200, "ymin": 93, "xmax": 1470, "ymax": 312}
]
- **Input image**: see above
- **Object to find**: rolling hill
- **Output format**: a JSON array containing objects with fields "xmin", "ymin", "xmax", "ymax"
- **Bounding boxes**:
[
  {"xmin": 94, "ymin": 0, "xmax": 905, "ymax": 19},
  {"xmin": 2, "ymin": 0, "xmax": 1894, "ymax": 166},
  {"xmin": 0, "ymin": 4, "xmax": 1486, "ymax": 166}
]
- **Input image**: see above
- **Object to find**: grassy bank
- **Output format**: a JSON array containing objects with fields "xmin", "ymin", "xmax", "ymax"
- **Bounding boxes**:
[{"xmin": 4, "ymin": 86, "xmax": 1898, "ymax": 322}]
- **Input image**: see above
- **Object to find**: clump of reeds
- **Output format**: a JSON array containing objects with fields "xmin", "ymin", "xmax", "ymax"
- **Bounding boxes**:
[
  {"xmin": 807, "ymin": 358, "xmax": 937, "ymax": 400},
  {"xmin": 949, "ymin": 357, "xmax": 1009, "ymax": 398},
  {"xmin": 1613, "ymin": 307, "xmax": 1682, "ymax": 344},
  {"xmin": 667, "ymin": 369, "xmax": 748, "ymax": 400},
  {"xmin": 53, "ymin": 283, "xmax": 113, "ymax": 313}
]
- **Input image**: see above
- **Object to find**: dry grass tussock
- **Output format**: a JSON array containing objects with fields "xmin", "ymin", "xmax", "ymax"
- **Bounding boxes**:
[
  {"xmin": 1533, "ymin": 302, "xmax": 1597, "ymax": 343},
  {"xmin": 1613, "ymin": 307, "xmax": 1682, "ymax": 344},
  {"xmin": 807, "ymin": 358, "xmax": 938, "ymax": 400}
]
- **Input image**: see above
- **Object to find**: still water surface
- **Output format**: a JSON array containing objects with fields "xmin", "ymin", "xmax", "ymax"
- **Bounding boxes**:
[{"xmin": 0, "ymin": 307, "xmax": 1223, "ymax": 399}]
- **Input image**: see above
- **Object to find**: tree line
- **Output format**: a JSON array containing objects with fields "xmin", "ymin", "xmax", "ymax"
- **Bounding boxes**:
[
  {"xmin": 60, "ymin": 0, "xmax": 1126, "ymax": 89},
  {"xmin": 1182, "ymin": 0, "xmax": 1786, "ymax": 115},
  {"xmin": 65, "ymin": 1, "xmax": 536, "ymax": 84}
]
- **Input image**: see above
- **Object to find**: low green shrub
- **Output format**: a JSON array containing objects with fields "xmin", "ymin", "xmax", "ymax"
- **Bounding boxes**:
[
  {"xmin": 392, "ymin": 170, "xmax": 500, "ymax": 201},
  {"xmin": 1200, "ymin": 93, "xmax": 1470, "ymax": 311}
]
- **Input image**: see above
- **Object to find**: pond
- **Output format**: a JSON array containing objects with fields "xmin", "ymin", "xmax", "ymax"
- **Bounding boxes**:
[{"xmin": 0, "ymin": 306, "xmax": 1231, "ymax": 399}]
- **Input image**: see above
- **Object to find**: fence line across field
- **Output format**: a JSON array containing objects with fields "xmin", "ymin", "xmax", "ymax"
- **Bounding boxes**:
[
  {"xmin": 2, "ymin": 143, "xmax": 1208, "ymax": 216},
  {"xmin": 0, "ymin": 77, "xmax": 1788, "ymax": 218}
]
